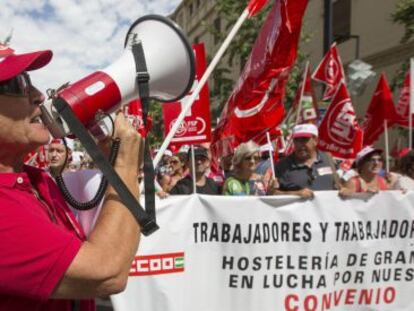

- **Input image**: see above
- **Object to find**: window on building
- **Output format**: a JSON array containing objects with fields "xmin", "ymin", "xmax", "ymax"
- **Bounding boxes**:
[
  {"xmin": 333, "ymin": 0, "xmax": 351, "ymax": 42},
  {"xmin": 214, "ymin": 17, "xmax": 221, "ymax": 45}
]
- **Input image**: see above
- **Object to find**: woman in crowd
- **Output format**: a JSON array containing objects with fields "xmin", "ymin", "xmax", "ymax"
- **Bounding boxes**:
[
  {"xmin": 391, "ymin": 149, "xmax": 414, "ymax": 190},
  {"xmin": 163, "ymin": 153, "xmax": 187, "ymax": 192},
  {"xmin": 340, "ymin": 146, "xmax": 389, "ymax": 195},
  {"xmin": 223, "ymin": 141, "xmax": 278, "ymax": 195}
]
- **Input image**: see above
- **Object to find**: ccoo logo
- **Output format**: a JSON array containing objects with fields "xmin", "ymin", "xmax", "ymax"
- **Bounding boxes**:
[{"xmin": 129, "ymin": 252, "xmax": 185, "ymax": 276}]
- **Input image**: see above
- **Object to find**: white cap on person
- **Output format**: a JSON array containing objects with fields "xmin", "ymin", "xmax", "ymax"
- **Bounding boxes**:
[
  {"xmin": 292, "ymin": 124, "xmax": 318, "ymax": 139},
  {"xmin": 355, "ymin": 146, "xmax": 382, "ymax": 165}
]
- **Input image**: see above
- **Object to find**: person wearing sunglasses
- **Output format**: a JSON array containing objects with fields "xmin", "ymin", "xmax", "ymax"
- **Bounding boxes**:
[
  {"xmin": 0, "ymin": 47, "xmax": 143, "ymax": 310},
  {"xmin": 224, "ymin": 141, "xmax": 278, "ymax": 196},
  {"xmin": 339, "ymin": 146, "xmax": 389, "ymax": 196},
  {"xmin": 273, "ymin": 124, "xmax": 337, "ymax": 199},
  {"xmin": 162, "ymin": 154, "xmax": 186, "ymax": 192}
]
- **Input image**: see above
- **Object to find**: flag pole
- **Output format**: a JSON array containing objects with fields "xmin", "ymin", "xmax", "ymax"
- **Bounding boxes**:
[
  {"xmin": 384, "ymin": 119, "xmax": 390, "ymax": 173},
  {"xmin": 295, "ymin": 61, "xmax": 310, "ymax": 125},
  {"xmin": 191, "ymin": 145, "xmax": 197, "ymax": 193},
  {"xmin": 410, "ymin": 58, "xmax": 414, "ymax": 150},
  {"xmin": 266, "ymin": 132, "xmax": 276, "ymax": 179},
  {"xmin": 154, "ymin": 7, "xmax": 253, "ymax": 167}
]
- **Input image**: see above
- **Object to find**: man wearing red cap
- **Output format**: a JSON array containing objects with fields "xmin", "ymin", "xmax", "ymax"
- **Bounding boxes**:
[{"xmin": 0, "ymin": 46, "xmax": 142, "ymax": 310}]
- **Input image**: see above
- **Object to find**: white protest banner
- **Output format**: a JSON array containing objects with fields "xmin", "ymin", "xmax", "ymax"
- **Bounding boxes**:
[{"xmin": 112, "ymin": 192, "xmax": 414, "ymax": 311}]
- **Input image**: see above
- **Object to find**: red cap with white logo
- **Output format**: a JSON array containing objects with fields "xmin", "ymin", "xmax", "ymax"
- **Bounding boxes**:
[
  {"xmin": 292, "ymin": 124, "xmax": 319, "ymax": 139},
  {"xmin": 0, "ymin": 44, "xmax": 52, "ymax": 82}
]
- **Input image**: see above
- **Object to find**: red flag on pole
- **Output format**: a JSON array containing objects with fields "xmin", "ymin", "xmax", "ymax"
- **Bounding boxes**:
[
  {"xmin": 163, "ymin": 43, "xmax": 212, "ymax": 149},
  {"xmin": 395, "ymin": 71, "xmax": 411, "ymax": 127},
  {"xmin": 312, "ymin": 43, "xmax": 346, "ymax": 101},
  {"xmin": 213, "ymin": 0, "xmax": 309, "ymax": 150},
  {"xmin": 290, "ymin": 62, "xmax": 319, "ymax": 125},
  {"xmin": 318, "ymin": 83, "xmax": 363, "ymax": 159},
  {"xmin": 247, "ymin": 0, "xmax": 269, "ymax": 16},
  {"xmin": 124, "ymin": 100, "xmax": 152, "ymax": 137},
  {"xmin": 361, "ymin": 74, "xmax": 398, "ymax": 146}
]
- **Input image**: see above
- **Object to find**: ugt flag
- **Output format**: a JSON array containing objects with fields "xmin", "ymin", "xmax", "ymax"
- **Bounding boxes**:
[
  {"xmin": 361, "ymin": 74, "xmax": 398, "ymax": 146},
  {"xmin": 312, "ymin": 43, "xmax": 346, "ymax": 101},
  {"xmin": 213, "ymin": 0, "xmax": 309, "ymax": 149},
  {"xmin": 318, "ymin": 83, "xmax": 363, "ymax": 159}
]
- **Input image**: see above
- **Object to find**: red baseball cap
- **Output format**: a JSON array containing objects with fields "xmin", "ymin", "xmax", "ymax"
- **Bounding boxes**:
[{"xmin": 0, "ymin": 46, "xmax": 52, "ymax": 82}]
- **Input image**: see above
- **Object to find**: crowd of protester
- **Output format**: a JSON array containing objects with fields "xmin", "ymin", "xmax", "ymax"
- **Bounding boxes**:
[
  {"xmin": 39, "ymin": 123, "xmax": 414, "ymax": 200},
  {"xmin": 146, "ymin": 123, "xmax": 414, "ymax": 199}
]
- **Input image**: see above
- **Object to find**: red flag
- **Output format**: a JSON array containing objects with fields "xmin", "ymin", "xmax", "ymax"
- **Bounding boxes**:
[
  {"xmin": 318, "ymin": 83, "xmax": 363, "ymax": 159},
  {"xmin": 361, "ymin": 74, "xmax": 398, "ymax": 146},
  {"xmin": 163, "ymin": 43, "xmax": 212, "ymax": 149},
  {"xmin": 312, "ymin": 43, "xmax": 346, "ymax": 101},
  {"xmin": 289, "ymin": 62, "xmax": 319, "ymax": 125},
  {"xmin": 395, "ymin": 71, "xmax": 411, "ymax": 127},
  {"xmin": 213, "ymin": 0, "xmax": 309, "ymax": 150},
  {"xmin": 247, "ymin": 0, "xmax": 269, "ymax": 16},
  {"xmin": 24, "ymin": 146, "xmax": 48, "ymax": 169},
  {"xmin": 125, "ymin": 99, "xmax": 152, "ymax": 137},
  {"xmin": 251, "ymin": 126, "xmax": 282, "ymax": 146}
]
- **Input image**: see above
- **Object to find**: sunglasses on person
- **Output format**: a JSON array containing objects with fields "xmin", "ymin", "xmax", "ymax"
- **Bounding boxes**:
[
  {"xmin": 243, "ymin": 155, "xmax": 260, "ymax": 162},
  {"xmin": 0, "ymin": 72, "xmax": 32, "ymax": 97}
]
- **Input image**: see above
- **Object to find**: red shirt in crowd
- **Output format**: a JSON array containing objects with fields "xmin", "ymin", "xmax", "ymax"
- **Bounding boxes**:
[{"xmin": 0, "ymin": 165, "xmax": 94, "ymax": 311}]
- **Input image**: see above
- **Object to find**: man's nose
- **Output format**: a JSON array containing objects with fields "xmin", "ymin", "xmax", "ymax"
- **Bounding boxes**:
[{"xmin": 29, "ymin": 86, "xmax": 45, "ymax": 105}]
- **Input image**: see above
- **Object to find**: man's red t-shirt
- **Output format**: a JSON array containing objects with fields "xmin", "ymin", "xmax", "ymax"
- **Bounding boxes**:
[{"xmin": 0, "ymin": 165, "xmax": 95, "ymax": 310}]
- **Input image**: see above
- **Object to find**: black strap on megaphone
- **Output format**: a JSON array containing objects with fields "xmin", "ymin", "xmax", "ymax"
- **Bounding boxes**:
[
  {"xmin": 52, "ymin": 97, "xmax": 159, "ymax": 236},
  {"xmin": 131, "ymin": 41, "xmax": 157, "ymax": 225}
]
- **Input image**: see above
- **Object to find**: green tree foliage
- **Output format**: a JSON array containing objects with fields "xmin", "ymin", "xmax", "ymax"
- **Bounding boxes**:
[
  {"xmin": 147, "ymin": 100, "xmax": 164, "ymax": 146},
  {"xmin": 206, "ymin": 0, "xmax": 309, "ymax": 122},
  {"xmin": 391, "ymin": 0, "xmax": 414, "ymax": 89},
  {"xmin": 392, "ymin": 0, "xmax": 414, "ymax": 44}
]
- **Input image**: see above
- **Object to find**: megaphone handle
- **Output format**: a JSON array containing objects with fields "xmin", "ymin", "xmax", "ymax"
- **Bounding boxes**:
[
  {"xmin": 53, "ymin": 97, "xmax": 159, "ymax": 236},
  {"xmin": 132, "ymin": 41, "xmax": 156, "ymax": 223}
]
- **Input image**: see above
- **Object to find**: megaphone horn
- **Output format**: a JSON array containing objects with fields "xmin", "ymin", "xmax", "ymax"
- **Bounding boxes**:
[{"xmin": 42, "ymin": 14, "xmax": 195, "ymax": 137}]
